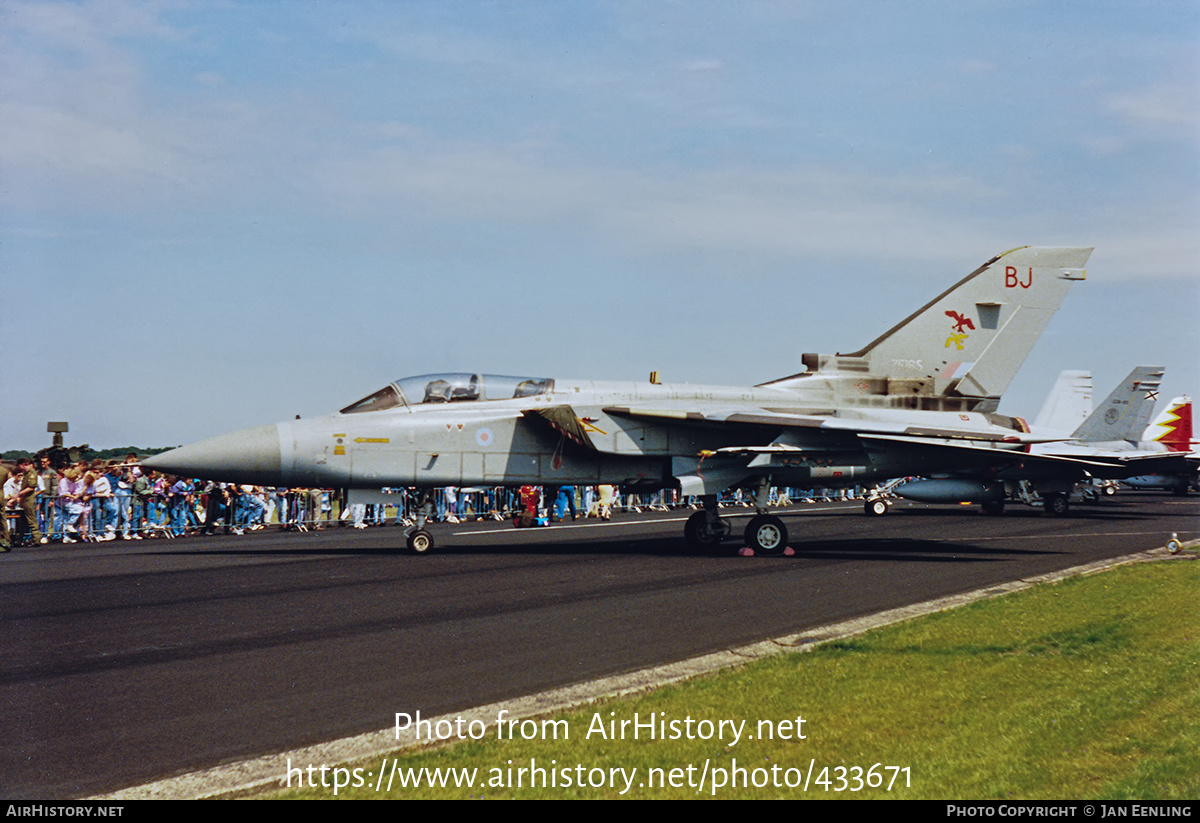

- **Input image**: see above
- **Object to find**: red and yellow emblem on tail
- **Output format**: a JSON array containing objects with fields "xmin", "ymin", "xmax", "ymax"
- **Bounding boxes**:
[{"xmin": 944, "ymin": 310, "xmax": 975, "ymax": 350}]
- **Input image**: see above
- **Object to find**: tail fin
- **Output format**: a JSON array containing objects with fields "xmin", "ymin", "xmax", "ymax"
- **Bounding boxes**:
[
  {"xmin": 1070, "ymin": 366, "xmax": 1164, "ymax": 442},
  {"xmin": 765, "ymin": 246, "xmax": 1091, "ymax": 411},
  {"xmin": 1034, "ymin": 370, "xmax": 1093, "ymax": 433},
  {"xmin": 1142, "ymin": 396, "xmax": 1193, "ymax": 452},
  {"xmin": 848, "ymin": 246, "xmax": 1091, "ymax": 401}
]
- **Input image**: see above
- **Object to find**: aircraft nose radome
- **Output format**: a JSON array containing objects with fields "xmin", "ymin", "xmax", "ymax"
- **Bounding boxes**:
[{"xmin": 143, "ymin": 423, "xmax": 283, "ymax": 485}]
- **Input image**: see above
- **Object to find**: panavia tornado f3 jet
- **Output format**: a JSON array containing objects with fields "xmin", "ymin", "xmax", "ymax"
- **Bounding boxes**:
[{"xmin": 144, "ymin": 245, "xmax": 1097, "ymax": 554}]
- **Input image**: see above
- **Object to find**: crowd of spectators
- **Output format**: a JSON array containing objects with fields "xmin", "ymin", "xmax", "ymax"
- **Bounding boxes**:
[{"xmin": 2, "ymin": 453, "xmax": 865, "ymax": 548}]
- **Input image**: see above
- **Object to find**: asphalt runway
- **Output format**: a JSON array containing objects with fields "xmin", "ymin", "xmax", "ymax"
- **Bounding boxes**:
[{"xmin": 1, "ymin": 492, "xmax": 1196, "ymax": 799}]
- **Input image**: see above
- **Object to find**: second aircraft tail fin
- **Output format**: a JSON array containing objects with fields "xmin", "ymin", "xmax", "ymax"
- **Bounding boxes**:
[
  {"xmin": 1070, "ymin": 366, "xmax": 1164, "ymax": 443},
  {"xmin": 1034, "ymin": 370, "xmax": 1093, "ymax": 434}
]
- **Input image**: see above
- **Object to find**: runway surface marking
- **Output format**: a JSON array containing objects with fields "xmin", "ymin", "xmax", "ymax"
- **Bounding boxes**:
[{"xmin": 943, "ymin": 529, "xmax": 1189, "ymax": 541}]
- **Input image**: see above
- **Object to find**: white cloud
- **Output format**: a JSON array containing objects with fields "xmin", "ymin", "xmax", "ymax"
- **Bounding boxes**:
[
  {"xmin": 4, "ymin": 0, "xmax": 1195, "ymax": 286},
  {"xmin": 0, "ymin": 101, "xmax": 180, "ymax": 179},
  {"xmin": 5, "ymin": 0, "xmax": 180, "ymax": 52},
  {"xmin": 1078, "ymin": 135, "xmax": 1129, "ymax": 157},
  {"xmin": 1106, "ymin": 84, "xmax": 1200, "ymax": 137},
  {"xmin": 318, "ymin": 142, "xmax": 1008, "ymax": 268},
  {"xmin": 956, "ymin": 59, "xmax": 997, "ymax": 75}
]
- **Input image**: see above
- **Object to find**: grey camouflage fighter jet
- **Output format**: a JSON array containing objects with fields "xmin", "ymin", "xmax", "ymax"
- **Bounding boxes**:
[
  {"xmin": 145, "ymin": 246, "xmax": 1099, "ymax": 554},
  {"xmin": 889, "ymin": 365, "xmax": 1183, "ymax": 515}
]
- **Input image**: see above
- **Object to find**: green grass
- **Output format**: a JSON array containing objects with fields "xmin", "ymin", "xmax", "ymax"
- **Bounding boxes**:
[{"xmin": 272, "ymin": 560, "xmax": 1199, "ymax": 799}]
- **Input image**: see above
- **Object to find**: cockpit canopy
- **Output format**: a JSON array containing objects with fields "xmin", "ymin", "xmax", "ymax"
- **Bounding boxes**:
[{"xmin": 339, "ymin": 373, "xmax": 555, "ymax": 414}]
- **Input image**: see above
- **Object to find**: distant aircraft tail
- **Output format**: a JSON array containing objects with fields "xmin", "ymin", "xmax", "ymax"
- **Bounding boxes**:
[
  {"xmin": 1069, "ymin": 366, "xmax": 1164, "ymax": 443},
  {"xmin": 1142, "ymin": 396, "xmax": 1194, "ymax": 452},
  {"xmin": 1033, "ymin": 370, "xmax": 1093, "ymax": 433},
  {"xmin": 764, "ymin": 246, "xmax": 1092, "ymax": 411}
]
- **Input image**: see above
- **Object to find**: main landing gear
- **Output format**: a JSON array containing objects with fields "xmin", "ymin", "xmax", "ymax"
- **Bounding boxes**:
[
  {"xmin": 684, "ymin": 495, "xmax": 731, "ymax": 550},
  {"xmin": 743, "ymin": 480, "xmax": 789, "ymax": 555},
  {"xmin": 684, "ymin": 483, "xmax": 791, "ymax": 556},
  {"xmin": 743, "ymin": 514, "xmax": 788, "ymax": 556},
  {"xmin": 1043, "ymin": 492, "xmax": 1070, "ymax": 517},
  {"xmin": 683, "ymin": 502, "xmax": 789, "ymax": 556}
]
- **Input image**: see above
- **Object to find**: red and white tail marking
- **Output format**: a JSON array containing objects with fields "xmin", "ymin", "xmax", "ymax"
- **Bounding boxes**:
[{"xmin": 1144, "ymin": 396, "xmax": 1193, "ymax": 452}]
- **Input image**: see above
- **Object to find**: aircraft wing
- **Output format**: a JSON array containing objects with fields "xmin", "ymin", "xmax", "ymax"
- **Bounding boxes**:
[
  {"xmin": 604, "ymin": 405, "xmax": 1048, "ymax": 443},
  {"xmin": 1109, "ymin": 451, "xmax": 1197, "ymax": 470},
  {"xmin": 858, "ymin": 434, "xmax": 1158, "ymax": 479}
]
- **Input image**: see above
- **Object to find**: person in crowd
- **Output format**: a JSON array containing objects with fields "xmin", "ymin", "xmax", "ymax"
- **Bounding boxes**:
[
  {"xmin": 88, "ymin": 461, "xmax": 116, "ymax": 541},
  {"xmin": 112, "ymin": 460, "xmax": 136, "ymax": 540},
  {"xmin": 38, "ymin": 455, "xmax": 60, "ymax": 540},
  {"xmin": 554, "ymin": 486, "xmax": 577, "ymax": 522},
  {"xmin": 14, "ymin": 458, "xmax": 45, "ymax": 545},
  {"xmin": 0, "ymin": 461, "xmax": 11, "ymax": 552},
  {"xmin": 597, "ymin": 484, "xmax": 615, "ymax": 521},
  {"xmin": 58, "ymin": 467, "xmax": 85, "ymax": 542},
  {"xmin": 307, "ymin": 488, "xmax": 324, "ymax": 529},
  {"xmin": 131, "ymin": 468, "xmax": 153, "ymax": 539},
  {"xmin": 168, "ymin": 475, "xmax": 191, "ymax": 536},
  {"xmin": 201, "ymin": 480, "xmax": 225, "ymax": 535}
]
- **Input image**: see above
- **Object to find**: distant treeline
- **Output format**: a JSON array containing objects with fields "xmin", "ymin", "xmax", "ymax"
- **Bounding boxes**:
[{"xmin": 1, "ymin": 446, "xmax": 174, "ymax": 463}]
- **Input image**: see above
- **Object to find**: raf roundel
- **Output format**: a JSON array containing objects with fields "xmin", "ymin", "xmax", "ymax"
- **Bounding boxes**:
[{"xmin": 475, "ymin": 428, "xmax": 494, "ymax": 448}]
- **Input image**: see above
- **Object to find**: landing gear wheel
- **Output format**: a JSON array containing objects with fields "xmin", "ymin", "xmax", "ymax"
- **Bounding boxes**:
[
  {"xmin": 684, "ymin": 511, "xmax": 730, "ymax": 549},
  {"xmin": 1103, "ymin": 484, "xmax": 1117, "ymax": 497},
  {"xmin": 1044, "ymin": 494, "xmax": 1069, "ymax": 517},
  {"xmin": 407, "ymin": 529, "xmax": 434, "ymax": 554},
  {"xmin": 744, "ymin": 515, "xmax": 788, "ymax": 556},
  {"xmin": 981, "ymin": 500, "xmax": 1005, "ymax": 515},
  {"xmin": 865, "ymin": 498, "xmax": 889, "ymax": 516}
]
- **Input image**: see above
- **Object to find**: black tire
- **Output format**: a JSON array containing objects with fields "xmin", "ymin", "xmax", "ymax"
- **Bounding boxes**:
[
  {"xmin": 981, "ymin": 500, "xmax": 1005, "ymax": 515},
  {"xmin": 684, "ymin": 511, "xmax": 729, "ymax": 548},
  {"xmin": 407, "ymin": 529, "xmax": 434, "ymax": 554},
  {"xmin": 744, "ymin": 515, "xmax": 788, "ymax": 556},
  {"xmin": 865, "ymin": 498, "xmax": 889, "ymax": 516},
  {"xmin": 1044, "ymin": 494, "xmax": 1069, "ymax": 517}
]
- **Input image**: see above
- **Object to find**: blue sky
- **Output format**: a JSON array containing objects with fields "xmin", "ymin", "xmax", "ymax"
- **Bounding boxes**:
[{"xmin": 2, "ymin": 0, "xmax": 1197, "ymax": 449}]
